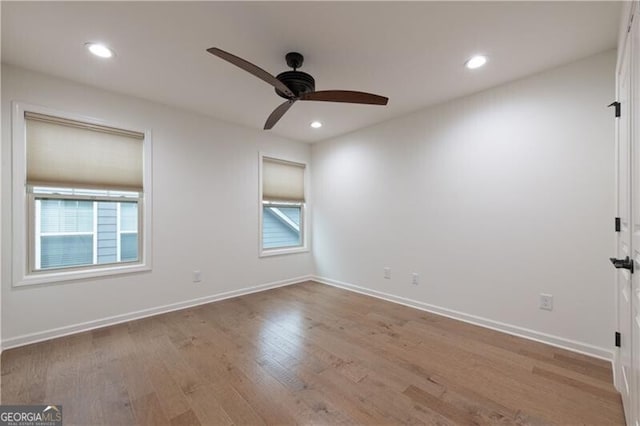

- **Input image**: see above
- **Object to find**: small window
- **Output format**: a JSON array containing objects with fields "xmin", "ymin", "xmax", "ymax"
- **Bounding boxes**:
[
  {"xmin": 260, "ymin": 155, "xmax": 307, "ymax": 255},
  {"xmin": 12, "ymin": 104, "xmax": 151, "ymax": 286},
  {"xmin": 263, "ymin": 204, "xmax": 302, "ymax": 249}
]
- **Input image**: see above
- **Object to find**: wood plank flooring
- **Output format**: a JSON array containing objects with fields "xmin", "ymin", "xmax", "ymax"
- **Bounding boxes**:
[{"xmin": 1, "ymin": 281, "xmax": 625, "ymax": 425}]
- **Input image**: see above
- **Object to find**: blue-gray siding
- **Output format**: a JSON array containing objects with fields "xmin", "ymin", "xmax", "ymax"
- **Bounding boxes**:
[
  {"xmin": 97, "ymin": 202, "xmax": 117, "ymax": 264},
  {"xmin": 262, "ymin": 207, "xmax": 301, "ymax": 249}
]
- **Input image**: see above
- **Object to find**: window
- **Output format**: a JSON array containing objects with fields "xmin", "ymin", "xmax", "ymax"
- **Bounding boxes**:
[
  {"xmin": 12, "ymin": 103, "xmax": 152, "ymax": 286},
  {"xmin": 260, "ymin": 155, "xmax": 307, "ymax": 256},
  {"xmin": 33, "ymin": 189, "xmax": 140, "ymax": 270}
]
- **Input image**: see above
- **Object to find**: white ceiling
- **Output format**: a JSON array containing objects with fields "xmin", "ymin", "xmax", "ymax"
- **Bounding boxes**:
[{"xmin": 2, "ymin": 1, "xmax": 620, "ymax": 143}]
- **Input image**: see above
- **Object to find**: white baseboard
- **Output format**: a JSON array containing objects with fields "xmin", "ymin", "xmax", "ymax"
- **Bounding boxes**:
[
  {"xmin": 612, "ymin": 350, "xmax": 621, "ymax": 393},
  {"xmin": 1, "ymin": 275, "xmax": 312, "ymax": 350},
  {"xmin": 2, "ymin": 274, "xmax": 615, "ymax": 364},
  {"xmin": 312, "ymin": 275, "xmax": 614, "ymax": 362}
]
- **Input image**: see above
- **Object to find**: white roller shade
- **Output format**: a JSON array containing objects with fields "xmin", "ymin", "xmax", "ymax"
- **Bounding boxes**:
[
  {"xmin": 262, "ymin": 157, "xmax": 305, "ymax": 202},
  {"xmin": 26, "ymin": 112, "xmax": 144, "ymax": 192}
]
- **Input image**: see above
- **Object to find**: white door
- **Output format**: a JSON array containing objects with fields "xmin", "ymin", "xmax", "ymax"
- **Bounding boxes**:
[
  {"xmin": 616, "ymin": 8, "xmax": 640, "ymax": 425},
  {"xmin": 616, "ymin": 29, "xmax": 634, "ymax": 423},
  {"xmin": 631, "ymin": 9, "xmax": 640, "ymax": 426}
]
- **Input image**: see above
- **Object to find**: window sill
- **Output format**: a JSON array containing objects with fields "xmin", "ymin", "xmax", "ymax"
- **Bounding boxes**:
[
  {"xmin": 13, "ymin": 263, "xmax": 151, "ymax": 287},
  {"xmin": 259, "ymin": 246, "xmax": 309, "ymax": 258}
]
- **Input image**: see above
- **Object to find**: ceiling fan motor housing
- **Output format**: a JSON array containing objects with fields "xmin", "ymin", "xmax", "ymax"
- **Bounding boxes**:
[
  {"xmin": 275, "ymin": 71, "xmax": 315, "ymax": 98},
  {"xmin": 275, "ymin": 52, "xmax": 314, "ymax": 99}
]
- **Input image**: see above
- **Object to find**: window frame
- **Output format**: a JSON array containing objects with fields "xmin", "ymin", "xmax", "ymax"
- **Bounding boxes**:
[
  {"xmin": 12, "ymin": 101, "xmax": 153, "ymax": 287},
  {"xmin": 258, "ymin": 152, "xmax": 309, "ymax": 257}
]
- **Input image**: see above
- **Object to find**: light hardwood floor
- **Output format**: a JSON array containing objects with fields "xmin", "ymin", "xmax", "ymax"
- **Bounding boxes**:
[{"xmin": 1, "ymin": 281, "xmax": 624, "ymax": 425}]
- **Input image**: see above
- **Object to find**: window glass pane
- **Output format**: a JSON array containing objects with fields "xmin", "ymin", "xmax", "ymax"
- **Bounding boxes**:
[
  {"xmin": 262, "ymin": 205, "xmax": 302, "ymax": 249},
  {"xmin": 41, "ymin": 235, "xmax": 93, "ymax": 269},
  {"xmin": 40, "ymin": 199, "xmax": 93, "ymax": 233},
  {"xmin": 120, "ymin": 233, "xmax": 138, "ymax": 262},
  {"xmin": 35, "ymin": 196, "xmax": 140, "ymax": 270},
  {"xmin": 120, "ymin": 202, "xmax": 138, "ymax": 232}
]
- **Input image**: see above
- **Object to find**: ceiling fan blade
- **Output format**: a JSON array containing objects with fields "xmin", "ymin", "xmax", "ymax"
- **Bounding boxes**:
[
  {"xmin": 206, "ymin": 47, "xmax": 294, "ymax": 98},
  {"xmin": 299, "ymin": 90, "xmax": 388, "ymax": 105},
  {"xmin": 264, "ymin": 100, "xmax": 296, "ymax": 130}
]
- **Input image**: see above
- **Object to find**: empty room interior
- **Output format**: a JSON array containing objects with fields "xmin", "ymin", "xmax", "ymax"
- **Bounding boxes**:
[{"xmin": 1, "ymin": 1, "xmax": 640, "ymax": 425}]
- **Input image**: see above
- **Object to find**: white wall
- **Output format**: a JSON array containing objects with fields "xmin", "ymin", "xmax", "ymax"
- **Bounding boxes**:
[
  {"xmin": 312, "ymin": 50, "xmax": 616, "ymax": 357},
  {"xmin": 1, "ymin": 50, "xmax": 618, "ymax": 359},
  {"xmin": 1, "ymin": 64, "xmax": 313, "ymax": 346}
]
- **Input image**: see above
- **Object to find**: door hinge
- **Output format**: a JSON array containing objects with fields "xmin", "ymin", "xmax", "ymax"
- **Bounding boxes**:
[
  {"xmin": 615, "ymin": 331, "xmax": 621, "ymax": 347},
  {"xmin": 608, "ymin": 101, "xmax": 621, "ymax": 118},
  {"xmin": 615, "ymin": 217, "xmax": 621, "ymax": 232}
]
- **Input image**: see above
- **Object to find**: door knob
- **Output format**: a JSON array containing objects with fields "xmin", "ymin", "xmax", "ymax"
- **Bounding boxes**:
[{"xmin": 610, "ymin": 256, "xmax": 634, "ymax": 273}]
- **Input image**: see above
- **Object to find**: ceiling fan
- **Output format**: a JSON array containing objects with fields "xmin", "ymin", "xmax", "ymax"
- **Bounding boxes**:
[{"xmin": 206, "ymin": 47, "xmax": 389, "ymax": 130}]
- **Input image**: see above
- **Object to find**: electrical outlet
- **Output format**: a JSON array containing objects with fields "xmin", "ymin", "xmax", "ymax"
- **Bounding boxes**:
[
  {"xmin": 412, "ymin": 273, "xmax": 419, "ymax": 286},
  {"xmin": 193, "ymin": 270, "xmax": 202, "ymax": 283},
  {"xmin": 384, "ymin": 267, "xmax": 391, "ymax": 279},
  {"xmin": 539, "ymin": 293, "xmax": 553, "ymax": 311}
]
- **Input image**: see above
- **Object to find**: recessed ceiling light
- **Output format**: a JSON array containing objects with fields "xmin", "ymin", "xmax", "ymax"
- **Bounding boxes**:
[
  {"xmin": 310, "ymin": 121, "xmax": 322, "ymax": 129},
  {"xmin": 86, "ymin": 43, "xmax": 114, "ymax": 58},
  {"xmin": 465, "ymin": 55, "xmax": 487, "ymax": 70}
]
